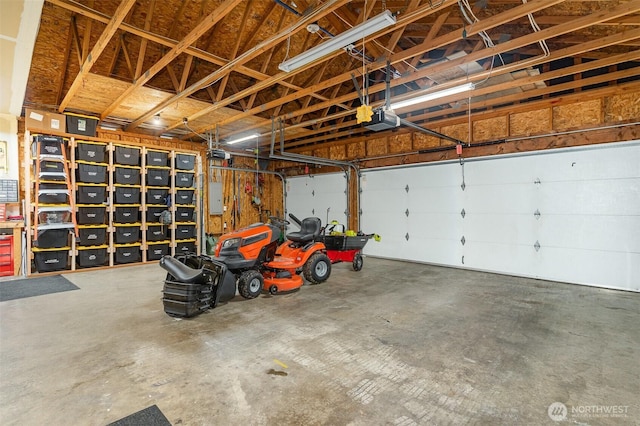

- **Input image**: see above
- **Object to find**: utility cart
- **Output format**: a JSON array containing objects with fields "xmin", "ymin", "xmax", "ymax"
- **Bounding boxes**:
[{"xmin": 320, "ymin": 223, "xmax": 380, "ymax": 271}]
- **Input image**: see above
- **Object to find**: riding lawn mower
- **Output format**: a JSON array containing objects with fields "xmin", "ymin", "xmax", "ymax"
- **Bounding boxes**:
[{"xmin": 159, "ymin": 214, "xmax": 332, "ymax": 317}]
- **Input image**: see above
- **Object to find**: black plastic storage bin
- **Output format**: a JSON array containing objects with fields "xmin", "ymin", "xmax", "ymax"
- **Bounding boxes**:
[
  {"xmin": 66, "ymin": 113, "xmax": 98, "ymax": 137},
  {"xmin": 146, "ymin": 188, "xmax": 168, "ymax": 204},
  {"xmin": 146, "ymin": 206, "xmax": 167, "ymax": 223},
  {"xmin": 76, "ymin": 246, "xmax": 108, "ymax": 268},
  {"xmin": 77, "ymin": 205, "xmax": 106, "ymax": 224},
  {"xmin": 146, "ymin": 150, "xmax": 168, "ymax": 167},
  {"xmin": 33, "ymin": 248, "xmax": 69, "ymax": 272},
  {"xmin": 76, "ymin": 162, "xmax": 107, "ymax": 184},
  {"xmin": 39, "ymin": 160, "xmax": 64, "ymax": 174},
  {"xmin": 146, "ymin": 168, "xmax": 170, "ymax": 186},
  {"xmin": 114, "ymin": 205, "xmax": 140, "ymax": 223},
  {"xmin": 114, "ymin": 145, "xmax": 140, "ymax": 166},
  {"xmin": 174, "ymin": 153, "xmax": 195, "ymax": 170},
  {"xmin": 174, "ymin": 172, "xmax": 194, "ymax": 188},
  {"xmin": 77, "ymin": 184, "xmax": 107, "ymax": 204},
  {"xmin": 114, "ymin": 166, "xmax": 140, "ymax": 185},
  {"xmin": 34, "ymin": 135, "xmax": 64, "ymax": 156},
  {"xmin": 37, "ymin": 188, "xmax": 68, "ymax": 204},
  {"xmin": 175, "ymin": 240, "xmax": 196, "ymax": 255},
  {"xmin": 36, "ymin": 229, "xmax": 69, "ymax": 249},
  {"xmin": 77, "ymin": 225, "xmax": 107, "ymax": 246},
  {"xmin": 174, "ymin": 189, "xmax": 194, "ymax": 205},
  {"xmin": 114, "ymin": 185, "xmax": 141, "ymax": 204},
  {"xmin": 175, "ymin": 224, "xmax": 196, "ymax": 239},
  {"xmin": 76, "ymin": 142, "xmax": 106, "ymax": 163},
  {"xmin": 175, "ymin": 206, "xmax": 195, "ymax": 222},
  {"xmin": 114, "ymin": 225, "xmax": 140, "ymax": 244},
  {"xmin": 115, "ymin": 244, "xmax": 141, "ymax": 264},
  {"xmin": 147, "ymin": 242, "xmax": 170, "ymax": 261},
  {"xmin": 146, "ymin": 225, "xmax": 169, "ymax": 241}
]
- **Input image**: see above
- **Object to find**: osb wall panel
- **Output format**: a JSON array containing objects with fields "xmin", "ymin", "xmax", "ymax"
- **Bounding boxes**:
[
  {"xmin": 553, "ymin": 99, "xmax": 602, "ymax": 130},
  {"xmin": 313, "ymin": 146, "xmax": 330, "ymax": 159},
  {"xmin": 329, "ymin": 144, "xmax": 347, "ymax": 160},
  {"xmin": 366, "ymin": 137, "xmax": 388, "ymax": 156},
  {"xmin": 604, "ymin": 92, "xmax": 640, "ymax": 122},
  {"xmin": 346, "ymin": 140, "xmax": 365, "ymax": 159},
  {"xmin": 389, "ymin": 133, "xmax": 412, "ymax": 154},
  {"xmin": 441, "ymin": 123, "xmax": 469, "ymax": 143},
  {"xmin": 413, "ymin": 132, "xmax": 441, "ymax": 150},
  {"xmin": 510, "ymin": 109, "xmax": 552, "ymax": 136},
  {"xmin": 209, "ymin": 156, "xmax": 284, "ymax": 235},
  {"xmin": 473, "ymin": 116, "xmax": 508, "ymax": 141}
]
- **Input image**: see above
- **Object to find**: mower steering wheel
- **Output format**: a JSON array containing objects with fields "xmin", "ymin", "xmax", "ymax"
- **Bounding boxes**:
[{"xmin": 268, "ymin": 216, "xmax": 290, "ymax": 227}]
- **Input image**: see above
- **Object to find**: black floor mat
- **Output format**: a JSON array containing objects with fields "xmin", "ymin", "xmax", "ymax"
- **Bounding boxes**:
[
  {"xmin": 107, "ymin": 405, "xmax": 171, "ymax": 426},
  {"xmin": 0, "ymin": 275, "xmax": 79, "ymax": 302}
]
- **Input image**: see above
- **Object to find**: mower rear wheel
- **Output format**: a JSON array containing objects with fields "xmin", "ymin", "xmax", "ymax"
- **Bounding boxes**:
[
  {"xmin": 303, "ymin": 253, "xmax": 332, "ymax": 284},
  {"xmin": 238, "ymin": 270, "xmax": 264, "ymax": 299},
  {"xmin": 352, "ymin": 253, "xmax": 363, "ymax": 271}
]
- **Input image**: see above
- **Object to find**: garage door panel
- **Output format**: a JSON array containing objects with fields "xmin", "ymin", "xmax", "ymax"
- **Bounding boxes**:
[
  {"xmin": 538, "ymin": 215, "xmax": 640, "ymax": 252},
  {"xmin": 408, "ymin": 187, "xmax": 463, "ymax": 213},
  {"xmin": 536, "ymin": 247, "xmax": 640, "ymax": 291},
  {"xmin": 539, "ymin": 179, "xmax": 640, "ymax": 216},
  {"xmin": 463, "ymin": 242, "xmax": 535, "ymax": 276},
  {"xmin": 410, "ymin": 212, "xmax": 461, "ymax": 241},
  {"xmin": 358, "ymin": 141, "xmax": 640, "ymax": 291},
  {"xmin": 464, "ymin": 184, "xmax": 538, "ymax": 214},
  {"xmin": 287, "ymin": 174, "xmax": 348, "ymax": 226},
  {"xmin": 463, "ymin": 214, "xmax": 536, "ymax": 245}
]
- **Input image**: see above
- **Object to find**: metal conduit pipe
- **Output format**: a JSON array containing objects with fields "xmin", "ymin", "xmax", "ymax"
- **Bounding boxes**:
[
  {"xmin": 269, "ymin": 117, "xmax": 362, "ymax": 229},
  {"xmin": 273, "ymin": 0, "xmax": 334, "ymax": 38}
]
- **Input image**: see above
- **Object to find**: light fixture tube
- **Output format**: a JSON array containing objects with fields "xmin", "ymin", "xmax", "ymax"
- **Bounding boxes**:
[
  {"xmin": 390, "ymin": 82, "xmax": 476, "ymax": 110},
  {"xmin": 226, "ymin": 133, "xmax": 259, "ymax": 144},
  {"xmin": 278, "ymin": 10, "xmax": 396, "ymax": 72}
]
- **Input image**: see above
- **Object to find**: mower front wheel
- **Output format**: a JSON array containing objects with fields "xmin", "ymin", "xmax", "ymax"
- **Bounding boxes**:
[
  {"xmin": 303, "ymin": 253, "xmax": 332, "ymax": 284},
  {"xmin": 238, "ymin": 270, "xmax": 264, "ymax": 299},
  {"xmin": 352, "ymin": 253, "xmax": 363, "ymax": 271}
]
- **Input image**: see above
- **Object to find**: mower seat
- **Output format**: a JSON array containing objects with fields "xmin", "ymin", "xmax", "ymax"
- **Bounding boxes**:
[
  {"xmin": 287, "ymin": 217, "xmax": 322, "ymax": 243},
  {"xmin": 160, "ymin": 255, "xmax": 205, "ymax": 283}
]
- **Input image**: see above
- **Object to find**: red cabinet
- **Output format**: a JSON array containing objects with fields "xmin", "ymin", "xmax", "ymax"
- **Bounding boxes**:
[{"xmin": 0, "ymin": 235, "xmax": 14, "ymax": 276}]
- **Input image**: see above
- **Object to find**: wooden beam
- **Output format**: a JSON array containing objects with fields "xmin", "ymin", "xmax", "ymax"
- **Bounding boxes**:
[
  {"xmin": 120, "ymin": 34, "xmax": 135, "ymax": 79},
  {"xmin": 70, "ymin": 15, "xmax": 83, "ymax": 66},
  {"xmin": 101, "ymin": 0, "xmax": 243, "ymax": 120},
  {"xmin": 126, "ymin": 0, "xmax": 351, "ymax": 130},
  {"xmin": 165, "ymin": 63, "xmax": 181, "ymax": 92},
  {"xmin": 81, "ymin": 0, "xmax": 94, "ymax": 62},
  {"xmin": 195, "ymin": 0, "xmax": 640, "ymax": 138},
  {"xmin": 174, "ymin": 0, "xmax": 459, "ymax": 136},
  {"xmin": 179, "ymin": 55, "xmax": 195, "ymax": 92},
  {"xmin": 58, "ymin": 0, "xmax": 136, "ymax": 112},
  {"xmin": 134, "ymin": 0, "xmax": 156, "ymax": 79},
  {"xmin": 48, "ymin": 0, "xmax": 343, "ymax": 107},
  {"xmin": 56, "ymin": 18, "xmax": 75, "ymax": 106}
]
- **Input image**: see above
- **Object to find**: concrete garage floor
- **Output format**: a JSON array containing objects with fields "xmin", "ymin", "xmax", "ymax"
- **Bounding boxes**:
[{"xmin": 0, "ymin": 258, "xmax": 638, "ymax": 425}]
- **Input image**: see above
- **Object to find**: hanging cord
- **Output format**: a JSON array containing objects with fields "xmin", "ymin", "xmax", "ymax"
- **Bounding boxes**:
[{"xmin": 362, "ymin": 0, "xmax": 368, "ymax": 105}]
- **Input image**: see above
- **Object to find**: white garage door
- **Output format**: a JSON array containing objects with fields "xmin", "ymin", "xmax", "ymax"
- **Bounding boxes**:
[
  {"xmin": 361, "ymin": 140, "xmax": 640, "ymax": 292},
  {"xmin": 286, "ymin": 173, "xmax": 349, "ymax": 227}
]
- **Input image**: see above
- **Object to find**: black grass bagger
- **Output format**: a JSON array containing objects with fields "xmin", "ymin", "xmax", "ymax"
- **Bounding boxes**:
[{"xmin": 159, "ymin": 254, "xmax": 236, "ymax": 318}]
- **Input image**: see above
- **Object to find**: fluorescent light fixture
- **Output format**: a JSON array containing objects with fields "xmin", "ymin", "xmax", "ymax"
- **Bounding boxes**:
[
  {"xmin": 390, "ymin": 82, "xmax": 476, "ymax": 110},
  {"xmin": 226, "ymin": 133, "xmax": 259, "ymax": 144},
  {"xmin": 160, "ymin": 134, "xmax": 173, "ymax": 139},
  {"xmin": 278, "ymin": 10, "xmax": 396, "ymax": 72},
  {"xmin": 99, "ymin": 124, "xmax": 118, "ymax": 130}
]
